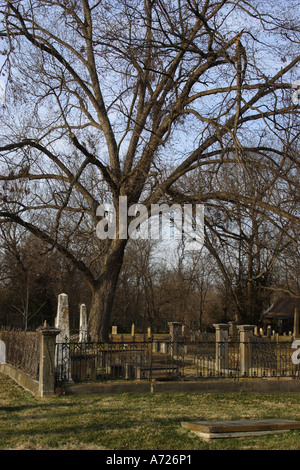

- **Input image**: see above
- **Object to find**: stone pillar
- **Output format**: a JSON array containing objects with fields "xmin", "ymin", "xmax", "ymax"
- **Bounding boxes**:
[
  {"xmin": 37, "ymin": 326, "xmax": 60, "ymax": 397},
  {"xmin": 213, "ymin": 324, "xmax": 229, "ymax": 372},
  {"xmin": 237, "ymin": 325, "xmax": 255, "ymax": 377},
  {"xmin": 294, "ymin": 308, "xmax": 299, "ymax": 338},
  {"xmin": 79, "ymin": 304, "xmax": 88, "ymax": 343},
  {"xmin": 131, "ymin": 323, "xmax": 135, "ymax": 337}
]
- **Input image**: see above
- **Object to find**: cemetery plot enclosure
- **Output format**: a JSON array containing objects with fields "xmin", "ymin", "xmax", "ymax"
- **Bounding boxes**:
[
  {"xmin": 1, "ymin": 297, "xmax": 300, "ymax": 396},
  {"xmin": 55, "ymin": 336, "xmax": 300, "ymax": 384},
  {"xmin": 1, "ymin": 324, "xmax": 300, "ymax": 397},
  {"xmin": 52, "ymin": 294, "xmax": 300, "ymax": 384}
]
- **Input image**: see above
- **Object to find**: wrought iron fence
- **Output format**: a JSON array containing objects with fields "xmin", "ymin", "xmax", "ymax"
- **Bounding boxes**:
[
  {"xmin": 250, "ymin": 338, "xmax": 300, "ymax": 379},
  {"xmin": 1, "ymin": 328, "xmax": 299, "ymax": 386},
  {"xmin": 55, "ymin": 336, "xmax": 300, "ymax": 384},
  {"xmin": 56, "ymin": 337, "xmax": 154, "ymax": 382}
]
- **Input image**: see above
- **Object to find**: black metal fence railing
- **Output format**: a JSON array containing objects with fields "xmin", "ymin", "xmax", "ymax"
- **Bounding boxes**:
[
  {"xmin": 55, "ymin": 337, "xmax": 300, "ymax": 384},
  {"xmin": 250, "ymin": 338, "xmax": 300, "ymax": 379},
  {"xmin": 2, "ymin": 330, "xmax": 299, "ymax": 387}
]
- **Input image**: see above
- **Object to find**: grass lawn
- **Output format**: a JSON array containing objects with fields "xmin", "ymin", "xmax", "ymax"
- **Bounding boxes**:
[{"xmin": 1, "ymin": 372, "xmax": 300, "ymax": 451}]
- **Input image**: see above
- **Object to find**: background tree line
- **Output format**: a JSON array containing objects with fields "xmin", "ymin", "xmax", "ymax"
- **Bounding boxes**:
[
  {"xmin": 0, "ymin": 206, "xmax": 298, "ymax": 332},
  {"xmin": 0, "ymin": 1, "xmax": 298, "ymax": 338}
]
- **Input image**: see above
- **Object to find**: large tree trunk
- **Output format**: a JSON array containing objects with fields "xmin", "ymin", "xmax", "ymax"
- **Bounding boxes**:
[{"xmin": 88, "ymin": 238, "xmax": 128, "ymax": 342}]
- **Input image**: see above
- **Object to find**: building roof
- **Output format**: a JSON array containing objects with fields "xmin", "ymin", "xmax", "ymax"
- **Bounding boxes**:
[{"xmin": 262, "ymin": 297, "xmax": 300, "ymax": 320}]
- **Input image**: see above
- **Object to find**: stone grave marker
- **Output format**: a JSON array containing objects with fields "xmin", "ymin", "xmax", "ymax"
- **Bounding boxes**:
[
  {"xmin": 55, "ymin": 293, "xmax": 72, "ymax": 381},
  {"xmin": 79, "ymin": 303, "xmax": 88, "ymax": 343},
  {"xmin": 181, "ymin": 419, "xmax": 300, "ymax": 441},
  {"xmin": 0, "ymin": 340, "xmax": 5, "ymax": 364}
]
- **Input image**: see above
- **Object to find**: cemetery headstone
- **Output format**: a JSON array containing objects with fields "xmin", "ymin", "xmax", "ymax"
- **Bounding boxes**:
[
  {"xmin": 294, "ymin": 308, "xmax": 299, "ymax": 338},
  {"xmin": 55, "ymin": 293, "xmax": 70, "ymax": 342},
  {"xmin": 55, "ymin": 293, "xmax": 72, "ymax": 381},
  {"xmin": 168, "ymin": 322, "xmax": 184, "ymax": 356},
  {"xmin": 112, "ymin": 326, "xmax": 118, "ymax": 336},
  {"xmin": 0, "ymin": 340, "xmax": 5, "ymax": 364},
  {"xmin": 79, "ymin": 304, "xmax": 88, "ymax": 342}
]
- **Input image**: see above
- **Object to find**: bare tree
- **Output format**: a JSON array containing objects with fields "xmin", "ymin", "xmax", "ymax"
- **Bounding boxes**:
[{"xmin": 0, "ymin": 0, "xmax": 299, "ymax": 340}]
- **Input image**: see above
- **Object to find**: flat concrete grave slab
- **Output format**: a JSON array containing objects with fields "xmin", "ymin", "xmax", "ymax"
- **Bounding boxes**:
[{"xmin": 181, "ymin": 419, "xmax": 300, "ymax": 441}]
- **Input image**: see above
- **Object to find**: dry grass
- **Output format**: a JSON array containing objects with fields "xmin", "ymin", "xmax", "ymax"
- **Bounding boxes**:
[{"xmin": 1, "ymin": 372, "xmax": 300, "ymax": 451}]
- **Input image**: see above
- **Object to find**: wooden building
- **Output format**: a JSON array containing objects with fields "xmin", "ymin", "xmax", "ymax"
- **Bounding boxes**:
[{"xmin": 261, "ymin": 297, "xmax": 300, "ymax": 334}]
